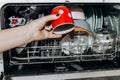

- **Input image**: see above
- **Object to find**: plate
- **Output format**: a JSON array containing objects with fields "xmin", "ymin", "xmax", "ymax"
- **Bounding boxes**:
[
  {"xmin": 108, "ymin": 15, "xmax": 117, "ymax": 36},
  {"xmin": 113, "ymin": 15, "xmax": 119, "ymax": 36},
  {"xmin": 99, "ymin": 9, "xmax": 103, "ymax": 29},
  {"xmin": 94, "ymin": 7, "xmax": 103, "ymax": 32},
  {"xmin": 84, "ymin": 6, "xmax": 94, "ymax": 33},
  {"xmin": 99, "ymin": 8, "xmax": 103, "ymax": 30},
  {"xmin": 94, "ymin": 7, "xmax": 98, "ymax": 32},
  {"xmin": 91, "ymin": 7, "xmax": 96, "ymax": 32}
]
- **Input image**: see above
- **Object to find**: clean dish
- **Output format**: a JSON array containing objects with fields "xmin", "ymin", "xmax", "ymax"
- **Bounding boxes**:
[
  {"xmin": 84, "ymin": 6, "xmax": 94, "ymax": 33},
  {"xmin": 99, "ymin": 8, "xmax": 103, "ymax": 30},
  {"xmin": 74, "ymin": 19, "xmax": 93, "ymax": 36},
  {"xmin": 94, "ymin": 7, "xmax": 102, "ymax": 32},
  {"xmin": 107, "ymin": 15, "xmax": 117, "ymax": 36},
  {"xmin": 70, "ymin": 6, "xmax": 86, "ymax": 20},
  {"xmin": 61, "ymin": 32, "xmax": 93, "ymax": 55},
  {"xmin": 113, "ymin": 15, "xmax": 119, "ymax": 36},
  {"xmin": 96, "ymin": 7, "xmax": 101, "ymax": 30},
  {"xmin": 93, "ymin": 7, "xmax": 98, "ymax": 32},
  {"xmin": 109, "ymin": 15, "xmax": 117, "ymax": 35},
  {"xmin": 91, "ymin": 7, "xmax": 96, "ymax": 32}
]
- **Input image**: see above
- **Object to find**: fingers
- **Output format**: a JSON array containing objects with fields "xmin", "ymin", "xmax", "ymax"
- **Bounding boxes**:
[
  {"xmin": 41, "ymin": 14, "xmax": 60, "ymax": 24},
  {"xmin": 27, "ymin": 14, "xmax": 61, "ymax": 41},
  {"xmin": 36, "ymin": 30, "xmax": 62, "ymax": 40},
  {"xmin": 29, "ymin": 14, "xmax": 60, "ymax": 30},
  {"xmin": 50, "ymin": 34, "xmax": 62, "ymax": 38}
]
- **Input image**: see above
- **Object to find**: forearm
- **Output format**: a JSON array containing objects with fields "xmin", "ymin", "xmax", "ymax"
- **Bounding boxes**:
[
  {"xmin": 0, "ymin": 25, "xmax": 34, "ymax": 52},
  {"xmin": 0, "ymin": 15, "xmax": 61, "ymax": 53}
]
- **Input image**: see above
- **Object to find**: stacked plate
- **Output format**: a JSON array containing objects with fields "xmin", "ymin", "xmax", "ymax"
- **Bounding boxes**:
[
  {"xmin": 104, "ymin": 12, "xmax": 118, "ymax": 36},
  {"xmin": 84, "ymin": 6, "xmax": 103, "ymax": 34}
]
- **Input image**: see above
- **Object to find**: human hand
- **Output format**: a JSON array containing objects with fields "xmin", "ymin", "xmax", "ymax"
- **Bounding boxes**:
[{"xmin": 26, "ymin": 14, "xmax": 62, "ymax": 41}]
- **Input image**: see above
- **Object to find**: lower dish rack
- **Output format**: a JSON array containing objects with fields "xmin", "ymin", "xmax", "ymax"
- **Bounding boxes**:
[{"xmin": 9, "ymin": 38, "xmax": 117, "ymax": 65}]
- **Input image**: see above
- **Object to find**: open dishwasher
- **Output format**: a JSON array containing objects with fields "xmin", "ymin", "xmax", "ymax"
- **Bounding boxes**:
[{"xmin": 1, "ymin": 3, "xmax": 120, "ymax": 80}]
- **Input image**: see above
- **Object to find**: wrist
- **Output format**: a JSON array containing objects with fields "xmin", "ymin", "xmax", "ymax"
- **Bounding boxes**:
[{"xmin": 24, "ymin": 24, "xmax": 36, "ymax": 43}]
